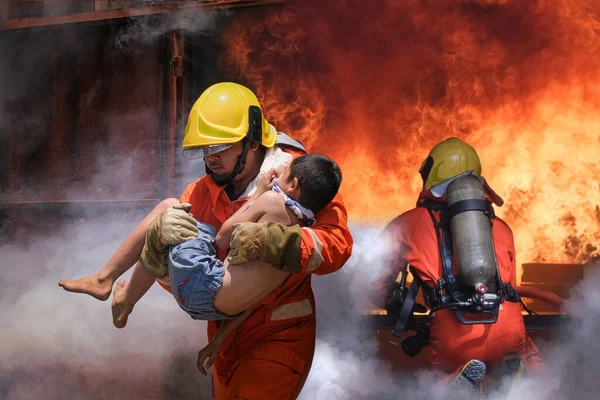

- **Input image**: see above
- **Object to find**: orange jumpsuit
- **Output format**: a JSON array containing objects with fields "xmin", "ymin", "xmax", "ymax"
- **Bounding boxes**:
[
  {"xmin": 168, "ymin": 145, "xmax": 353, "ymax": 399},
  {"xmin": 370, "ymin": 192, "xmax": 545, "ymax": 374}
]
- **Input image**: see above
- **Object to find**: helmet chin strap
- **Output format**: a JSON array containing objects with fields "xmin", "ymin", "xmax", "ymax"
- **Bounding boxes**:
[{"xmin": 207, "ymin": 138, "xmax": 254, "ymax": 187}]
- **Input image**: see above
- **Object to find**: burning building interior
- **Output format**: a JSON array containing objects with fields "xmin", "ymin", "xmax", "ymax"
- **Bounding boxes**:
[{"xmin": 1, "ymin": 0, "xmax": 599, "ymax": 399}]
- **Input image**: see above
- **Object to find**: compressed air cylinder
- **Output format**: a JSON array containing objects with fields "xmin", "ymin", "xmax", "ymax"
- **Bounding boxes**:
[{"xmin": 446, "ymin": 175, "xmax": 497, "ymax": 293}]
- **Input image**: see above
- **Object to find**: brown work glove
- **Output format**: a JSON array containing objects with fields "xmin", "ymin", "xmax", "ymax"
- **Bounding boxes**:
[
  {"xmin": 139, "ymin": 203, "xmax": 199, "ymax": 278},
  {"xmin": 226, "ymin": 221, "xmax": 303, "ymax": 273}
]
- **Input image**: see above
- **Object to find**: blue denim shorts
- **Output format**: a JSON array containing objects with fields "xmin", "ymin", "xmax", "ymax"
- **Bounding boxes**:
[{"xmin": 167, "ymin": 222, "xmax": 232, "ymax": 321}]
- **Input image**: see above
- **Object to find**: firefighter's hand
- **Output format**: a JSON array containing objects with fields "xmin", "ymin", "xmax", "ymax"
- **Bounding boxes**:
[
  {"xmin": 158, "ymin": 203, "xmax": 198, "ymax": 245},
  {"xmin": 226, "ymin": 222, "xmax": 266, "ymax": 265},
  {"xmin": 139, "ymin": 204, "xmax": 198, "ymax": 278},
  {"xmin": 196, "ymin": 339, "xmax": 223, "ymax": 376},
  {"xmin": 227, "ymin": 221, "xmax": 303, "ymax": 273},
  {"xmin": 172, "ymin": 202, "xmax": 192, "ymax": 213}
]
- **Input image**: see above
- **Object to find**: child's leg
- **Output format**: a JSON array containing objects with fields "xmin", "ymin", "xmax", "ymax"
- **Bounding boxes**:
[
  {"xmin": 111, "ymin": 261, "xmax": 157, "ymax": 328},
  {"xmin": 58, "ymin": 198, "xmax": 181, "ymax": 301},
  {"xmin": 213, "ymin": 259, "xmax": 289, "ymax": 316}
]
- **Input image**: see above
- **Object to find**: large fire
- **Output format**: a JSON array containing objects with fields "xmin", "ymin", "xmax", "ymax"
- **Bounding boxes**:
[{"xmin": 220, "ymin": 0, "xmax": 600, "ymax": 279}]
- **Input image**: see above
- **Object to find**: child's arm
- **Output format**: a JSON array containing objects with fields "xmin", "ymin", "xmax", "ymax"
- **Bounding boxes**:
[
  {"xmin": 215, "ymin": 191, "xmax": 288, "ymax": 249},
  {"xmin": 215, "ymin": 168, "xmax": 283, "ymax": 249},
  {"xmin": 196, "ymin": 307, "xmax": 254, "ymax": 375}
]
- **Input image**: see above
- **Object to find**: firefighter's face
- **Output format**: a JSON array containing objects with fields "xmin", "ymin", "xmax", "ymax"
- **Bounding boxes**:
[{"xmin": 204, "ymin": 141, "xmax": 245, "ymax": 175}]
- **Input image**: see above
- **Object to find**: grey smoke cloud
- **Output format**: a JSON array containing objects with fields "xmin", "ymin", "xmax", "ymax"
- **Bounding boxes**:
[
  {"xmin": 1, "ymin": 216, "xmax": 599, "ymax": 399},
  {"xmin": 0, "ymin": 212, "xmax": 213, "ymax": 399},
  {"xmin": 306, "ymin": 233, "xmax": 600, "ymax": 400},
  {"xmin": 2, "ymin": 5, "xmax": 599, "ymax": 400},
  {"xmin": 0, "ymin": 7, "xmax": 223, "ymax": 399},
  {"xmin": 113, "ymin": 8, "xmax": 222, "ymax": 50},
  {"xmin": 0, "ymin": 7, "xmax": 223, "ymax": 204},
  {"xmin": 0, "ymin": 221, "xmax": 408, "ymax": 399}
]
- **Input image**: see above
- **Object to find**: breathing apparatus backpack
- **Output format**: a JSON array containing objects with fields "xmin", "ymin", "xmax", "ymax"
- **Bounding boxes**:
[{"xmin": 387, "ymin": 175, "xmax": 521, "ymax": 355}]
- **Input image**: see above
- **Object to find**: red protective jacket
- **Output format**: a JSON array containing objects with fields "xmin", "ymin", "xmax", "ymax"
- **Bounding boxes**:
[
  {"xmin": 175, "ymin": 145, "xmax": 353, "ymax": 397},
  {"xmin": 370, "ymin": 192, "xmax": 545, "ymax": 373}
]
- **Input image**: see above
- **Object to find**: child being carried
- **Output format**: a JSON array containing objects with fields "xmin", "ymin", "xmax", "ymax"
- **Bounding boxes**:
[
  {"xmin": 59, "ymin": 153, "xmax": 342, "ymax": 375},
  {"xmin": 160, "ymin": 154, "xmax": 342, "ymax": 374}
]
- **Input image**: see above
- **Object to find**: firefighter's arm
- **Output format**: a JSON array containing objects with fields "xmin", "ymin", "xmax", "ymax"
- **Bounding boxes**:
[
  {"xmin": 179, "ymin": 179, "xmax": 198, "ymax": 204},
  {"xmin": 297, "ymin": 198, "xmax": 353, "ymax": 275},
  {"xmin": 137, "ymin": 179, "xmax": 202, "ymax": 279},
  {"xmin": 226, "ymin": 196, "xmax": 353, "ymax": 274},
  {"xmin": 367, "ymin": 220, "xmax": 409, "ymax": 309}
]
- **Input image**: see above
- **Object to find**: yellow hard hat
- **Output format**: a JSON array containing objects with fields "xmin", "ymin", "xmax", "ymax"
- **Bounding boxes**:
[
  {"xmin": 419, "ymin": 137, "xmax": 482, "ymax": 191},
  {"xmin": 182, "ymin": 82, "xmax": 277, "ymax": 155}
]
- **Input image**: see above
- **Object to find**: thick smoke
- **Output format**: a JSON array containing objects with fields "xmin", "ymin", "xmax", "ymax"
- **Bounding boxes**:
[
  {"xmin": 0, "ymin": 6, "xmax": 221, "ymax": 399},
  {"xmin": 2, "ymin": 214, "xmax": 600, "ymax": 399},
  {"xmin": 305, "ymin": 233, "xmax": 600, "ymax": 400},
  {"xmin": 2, "ymin": 2, "xmax": 600, "ymax": 400},
  {"xmin": 0, "ymin": 214, "xmax": 213, "ymax": 399},
  {"xmin": 0, "ymin": 8, "xmax": 222, "ymax": 206}
]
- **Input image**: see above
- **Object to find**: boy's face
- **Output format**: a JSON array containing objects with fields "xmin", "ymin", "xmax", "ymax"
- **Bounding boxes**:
[
  {"xmin": 277, "ymin": 166, "xmax": 291, "ymax": 190},
  {"xmin": 276, "ymin": 165, "xmax": 300, "ymax": 198}
]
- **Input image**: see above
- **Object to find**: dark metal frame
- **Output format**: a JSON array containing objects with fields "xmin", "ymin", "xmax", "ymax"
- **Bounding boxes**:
[
  {"xmin": 1, "ymin": 0, "xmax": 286, "ymax": 30},
  {"xmin": 365, "ymin": 313, "xmax": 571, "ymax": 332}
]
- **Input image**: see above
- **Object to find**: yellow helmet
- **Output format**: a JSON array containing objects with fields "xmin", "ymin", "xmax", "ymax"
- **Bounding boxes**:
[
  {"xmin": 182, "ymin": 82, "xmax": 277, "ymax": 155},
  {"xmin": 419, "ymin": 137, "xmax": 482, "ymax": 191}
]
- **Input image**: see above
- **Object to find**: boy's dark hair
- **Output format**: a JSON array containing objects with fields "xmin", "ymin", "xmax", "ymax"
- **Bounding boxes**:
[{"xmin": 287, "ymin": 153, "xmax": 342, "ymax": 213}]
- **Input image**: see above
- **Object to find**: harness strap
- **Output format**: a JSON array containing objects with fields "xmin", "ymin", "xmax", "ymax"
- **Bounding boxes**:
[
  {"xmin": 389, "ymin": 277, "xmax": 420, "ymax": 346},
  {"xmin": 424, "ymin": 205, "xmax": 459, "ymax": 305},
  {"xmin": 419, "ymin": 199, "xmax": 520, "ymax": 325},
  {"xmin": 424, "ymin": 281, "xmax": 521, "ymax": 309},
  {"xmin": 446, "ymin": 199, "xmax": 495, "ymax": 219}
]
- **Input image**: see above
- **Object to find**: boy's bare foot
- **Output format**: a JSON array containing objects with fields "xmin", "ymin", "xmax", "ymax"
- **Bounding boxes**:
[
  {"xmin": 112, "ymin": 280, "xmax": 133, "ymax": 329},
  {"xmin": 58, "ymin": 274, "xmax": 113, "ymax": 301}
]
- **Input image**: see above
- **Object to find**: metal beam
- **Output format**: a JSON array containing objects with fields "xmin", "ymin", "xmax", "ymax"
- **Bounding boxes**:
[
  {"xmin": 0, "ymin": 199, "xmax": 160, "ymax": 211},
  {"xmin": 1, "ymin": 0, "xmax": 286, "ymax": 30}
]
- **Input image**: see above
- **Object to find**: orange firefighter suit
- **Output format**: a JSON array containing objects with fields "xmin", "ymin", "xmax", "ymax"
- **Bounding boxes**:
[
  {"xmin": 170, "ymin": 145, "xmax": 352, "ymax": 399},
  {"xmin": 370, "ymin": 191, "xmax": 545, "ymax": 375}
]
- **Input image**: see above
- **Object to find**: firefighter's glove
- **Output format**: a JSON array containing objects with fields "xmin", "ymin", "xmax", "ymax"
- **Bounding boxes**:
[
  {"xmin": 158, "ymin": 203, "xmax": 198, "ymax": 245},
  {"xmin": 227, "ymin": 221, "xmax": 303, "ymax": 273},
  {"xmin": 140, "ymin": 203, "xmax": 198, "ymax": 278}
]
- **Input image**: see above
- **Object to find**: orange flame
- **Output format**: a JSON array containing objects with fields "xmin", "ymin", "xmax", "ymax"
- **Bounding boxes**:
[{"xmin": 220, "ymin": 0, "xmax": 600, "ymax": 278}]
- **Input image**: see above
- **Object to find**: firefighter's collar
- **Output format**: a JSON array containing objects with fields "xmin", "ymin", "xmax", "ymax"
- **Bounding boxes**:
[
  {"xmin": 430, "ymin": 170, "xmax": 479, "ymax": 198},
  {"xmin": 430, "ymin": 172, "xmax": 504, "ymax": 207}
]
